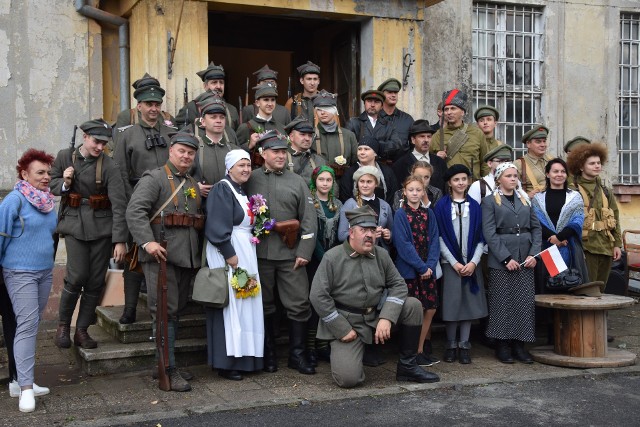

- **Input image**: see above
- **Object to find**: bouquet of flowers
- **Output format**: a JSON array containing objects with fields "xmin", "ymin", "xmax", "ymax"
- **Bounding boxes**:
[
  {"xmin": 230, "ymin": 267, "xmax": 260, "ymax": 299},
  {"xmin": 249, "ymin": 194, "xmax": 276, "ymax": 244}
]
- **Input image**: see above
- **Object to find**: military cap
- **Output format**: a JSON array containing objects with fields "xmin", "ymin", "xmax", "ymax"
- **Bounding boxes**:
[
  {"xmin": 200, "ymin": 98, "xmax": 226, "ymax": 117},
  {"xmin": 443, "ymin": 164, "xmax": 471, "ymax": 182},
  {"xmin": 358, "ymin": 135, "xmax": 380, "ymax": 155},
  {"xmin": 297, "ymin": 61, "xmax": 321, "ymax": 76},
  {"xmin": 563, "ymin": 136, "xmax": 591, "ymax": 153},
  {"xmin": 133, "ymin": 85, "xmax": 165, "ymax": 103},
  {"xmin": 377, "ymin": 78, "xmax": 402, "ymax": 92},
  {"xmin": 360, "ymin": 90, "xmax": 385, "ymax": 103},
  {"xmin": 80, "ymin": 119, "xmax": 112, "ymax": 142},
  {"xmin": 442, "ymin": 89, "xmax": 467, "ymax": 112},
  {"xmin": 474, "ymin": 105, "xmax": 500, "ymax": 121},
  {"xmin": 313, "ymin": 89, "xmax": 338, "ymax": 108},
  {"xmin": 285, "ymin": 116, "xmax": 314, "ymax": 134},
  {"xmin": 132, "ymin": 72, "xmax": 160, "ymax": 90},
  {"xmin": 255, "ymin": 82, "xmax": 278, "ymax": 99},
  {"xmin": 522, "ymin": 125, "xmax": 549, "ymax": 144},
  {"xmin": 257, "ymin": 130, "xmax": 289, "ymax": 151},
  {"xmin": 169, "ymin": 131, "xmax": 199, "ymax": 150},
  {"xmin": 408, "ymin": 119, "xmax": 435, "ymax": 136},
  {"xmin": 253, "ymin": 64, "xmax": 278, "ymax": 82},
  {"xmin": 483, "ymin": 144, "xmax": 514, "ymax": 163},
  {"xmin": 345, "ymin": 205, "xmax": 378, "ymax": 228},
  {"xmin": 196, "ymin": 62, "xmax": 225, "ymax": 82}
]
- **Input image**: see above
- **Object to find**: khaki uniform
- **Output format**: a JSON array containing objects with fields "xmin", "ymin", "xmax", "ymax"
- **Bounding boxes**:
[
  {"xmin": 236, "ymin": 117, "xmax": 287, "ymax": 153},
  {"xmin": 241, "ymin": 103, "xmax": 291, "ymax": 127},
  {"xmin": 481, "ymin": 136, "xmax": 503, "ymax": 176},
  {"xmin": 50, "ymin": 147, "xmax": 128, "ymax": 328},
  {"xmin": 246, "ymin": 168, "xmax": 317, "ymax": 321},
  {"xmin": 430, "ymin": 122, "xmax": 487, "ymax": 180},
  {"xmin": 286, "ymin": 147, "xmax": 327, "ymax": 185},
  {"xmin": 515, "ymin": 153, "xmax": 552, "ymax": 195},
  {"xmin": 313, "ymin": 124, "xmax": 358, "ymax": 167}
]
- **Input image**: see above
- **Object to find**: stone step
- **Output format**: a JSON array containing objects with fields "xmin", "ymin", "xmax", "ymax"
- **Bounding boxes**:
[
  {"xmin": 74, "ymin": 325, "xmax": 206, "ymax": 376},
  {"xmin": 96, "ymin": 303, "xmax": 207, "ymax": 344}
]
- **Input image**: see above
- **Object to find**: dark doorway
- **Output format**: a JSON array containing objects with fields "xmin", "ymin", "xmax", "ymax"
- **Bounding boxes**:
[{"xmin": 207, "ymin": 10, "xmax": 360, "ymax": 121}]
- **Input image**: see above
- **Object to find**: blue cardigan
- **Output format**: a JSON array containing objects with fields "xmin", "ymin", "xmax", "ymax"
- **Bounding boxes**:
[
  {"xmin": 392, "ymin": 206, "xmax": 440, "ymax": 279},
  {"xmin": 0, "ymin": 191, "xmax": 57, "ymax": 271}
]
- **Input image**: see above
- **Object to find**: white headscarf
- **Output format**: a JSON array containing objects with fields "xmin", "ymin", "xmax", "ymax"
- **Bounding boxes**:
[
  {"xmin": 225, "ymin": 149, "xmax": 251, "ymax": 175},
  {"xmin": 493, "ymin": 162, "xmax": 530, "ymax": 206}
]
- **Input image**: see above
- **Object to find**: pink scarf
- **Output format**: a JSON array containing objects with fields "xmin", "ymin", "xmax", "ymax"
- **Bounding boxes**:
[{"xmin": 14, "ymin": 180, "xmax": 55, "ymax": 213}]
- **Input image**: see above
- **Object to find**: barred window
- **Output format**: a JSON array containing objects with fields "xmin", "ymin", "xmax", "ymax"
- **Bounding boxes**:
[
  {"xmin": 619, "ymin": 13, "xmax": 640, "ymax": 184},
  {"xmin": 472, "ymin": 3, "xmax": 544, "ymax": 158}
]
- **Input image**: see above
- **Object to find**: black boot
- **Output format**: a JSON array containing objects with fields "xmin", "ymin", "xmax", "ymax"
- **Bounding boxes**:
[
  {"xmin": 287, "ymin": 320, "xmax": 316, "ymax": 375},
  {"xmin": 119, "ymin": 266, "xmax": 143, "ymax": 324},
  {"xmin": 263, "ymin": 315, "xmax": 278, "ymax": 373},
  {"xmin": 512, "ymin": 340, "xmax": 533, "ymax": 364},
  {"xmin": 363, "ymin": 343, "xmax": 387, "ymax": 367},
  {"xmin": 495, "ymin": 339, "xmax": 514, "ymax": 364},
  {"xmin": 396, "ymin": 325, "xmax": 440, "ymax": 383},
  {"xmin": 443, "ymin": 340, "xmax": 457, "ymax": 363},
  {"xmin": 54, "ymin": 323, "xmax": 71, "ymax": 349},
  {"xmin": 307, "ymin": 314, "xmax": 319, "ymax": 367},
  {"xmin": 458, "ymin": 341, "xmax": 472, "ymax": 364}
]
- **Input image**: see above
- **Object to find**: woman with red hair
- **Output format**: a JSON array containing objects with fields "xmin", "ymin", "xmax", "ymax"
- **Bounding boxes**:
[{"xmin": 0, "ymin": 149, "xmax": 57, "ymax": 412}]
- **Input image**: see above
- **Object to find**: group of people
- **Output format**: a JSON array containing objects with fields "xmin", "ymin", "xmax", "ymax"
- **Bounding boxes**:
[{"xmin": 0, "ymin": 58, "xmax": 623, "ymax": 412}]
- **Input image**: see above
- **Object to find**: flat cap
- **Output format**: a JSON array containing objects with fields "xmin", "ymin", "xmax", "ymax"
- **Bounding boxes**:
[
  {"xmin": 196, "ymin": 62, "xmax": 225, "ymax": 82},
  {"xmin": 258, "ymin": 130, "xmax": 289, "ymax": 151},
  {"xmin": 132, "ymin": 72, "xmax": 160, "ymax": 90},
  {"xmin": 297, "ymin": 61, "xmax": 321, "ymax": 76},
  {"xmin": 345, "ymin": 205, "xmax": 378, "ymax": 228},
  {"xmin": 474, "ymin": 105, "xmax": 500, "ymax": 121},
  {"xmin": 522, "ymin": 125, "xmax": 549, "ymax": 144},
  {"xmin": 483, "ymin": 144, "xmax": 514, "ymax": 163},
  {"xmin": 255, "ymin": 82, "xmax": 278, "ymax": 99},
  {"xmin": 377, "ymin": 78, "xmax": 402, "ymax": 92},
  {"xmin": 80, "ymin": 119, "xmax": 112, "ymax": 141},
  {"xmin": 408, "ymin": 119, "xmax": 435, "ymax": 136},
  {"xmin": 133, "ymin": 85, "xmax": 165, "ymax": 103},
  {"xmin": 361, "ymin": 90, "xmax": 385, "ymax": 103},
  {"xmin": 285, "ymin": 116, "xmax": 314, "ymax": 134},
  {"xmin": 253, "ymin": 64, "xmax": 278, "ymax": 82},
  {"xmin": 563, "ymin": 136, "xmax": 591, "ymax": 153},
  {"xmin": 170, "ymin": 131, "xmax": 199, "ymax": 150},
  {"xmin": 313, "ymin": 89, "xmax": 338, "ymax": 108}
]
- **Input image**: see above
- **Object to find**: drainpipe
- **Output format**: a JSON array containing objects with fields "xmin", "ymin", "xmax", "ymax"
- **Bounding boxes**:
[{"xmin": 75, "ymin": 0, "xmax": 130, "ymax": 111}]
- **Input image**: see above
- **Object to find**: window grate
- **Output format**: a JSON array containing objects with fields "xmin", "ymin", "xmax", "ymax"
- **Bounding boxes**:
[{"xmin": 619, "ymin": 13, "xmax": 640, "ymax": 184}]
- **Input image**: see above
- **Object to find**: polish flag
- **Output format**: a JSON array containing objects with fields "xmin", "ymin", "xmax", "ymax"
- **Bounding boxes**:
[{"xmin": 540, "ymin": 245, "xmax": 569, "ymax": 277}]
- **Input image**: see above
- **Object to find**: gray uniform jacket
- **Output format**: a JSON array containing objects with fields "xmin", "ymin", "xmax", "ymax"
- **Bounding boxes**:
[
  {"xmin": 346, "ymin": 112, "xmax": 404, "ymax": 161},
  {"xmin": 246, "ymin": 168, "xmax": 317, "ymax": 261},
  {"xmin": 236, "ymin": 117, "xmax": 287, "ymax": 152},
  {"xmin": 191, "ymin": 133, "xmax": 240, "ymax": 186},
  {"xmin": 50, "ymin": 147, "xmax": 128, "ymax": 243},
  {"xmin": 310, "ymin": 241, "xmax": 408, "ymax": 343},
  {"xmin": 481, "ymin": 194, "xmax": 542, "ymax": 269},
  {"xmin": 113, "ymin": 121, "xmax": 174, "ymax": 198},
  {"xmin": 125, "ymin": 163, "xmax": 202, "ymax": 269},
  {"xmin": 176, "ymin": 95, "xmax": 239, "ymax": 131},
  {"xmin": 286, "ymin": 148, "xmax": 327, "ymax": 185},
  {"xmin": 241, "ymin": 104, "xmax": 291, "ymax": 127},
  {"xmin": 313, "ymin": 124, "xmax": 358, "ymax": 166}
]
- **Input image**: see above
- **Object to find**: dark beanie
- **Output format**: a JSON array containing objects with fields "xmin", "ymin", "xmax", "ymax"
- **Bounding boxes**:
[
  {"xmin": 443, "ymin": 164, "xmax": 471, "ymax": 181},
  {"xmin": 358, "ymin": 136, "xmax": 380, "ymax": 156}
]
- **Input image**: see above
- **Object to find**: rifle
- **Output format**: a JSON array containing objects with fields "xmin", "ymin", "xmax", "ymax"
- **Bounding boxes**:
[
  {"xmin": 53, "ymin": 125, "xmax": 78, "ymax": 258},
  {"xmin": 155, "ymin": 212, "xmax": 171, "ymax": 391},
  {"xmin": 287, "ymin": 76, "xmax": 292, "ymax": 100},
  {"xmin": 183, "ymin": 78, "xmax": 188, "ymax": 107},
  {"xmin": 238, "ymin": 96, "xmax": 243, "ymax": 124},
  {"xmin": 245, "ymin": 77, "xmax": 249, "ymax": 107}
]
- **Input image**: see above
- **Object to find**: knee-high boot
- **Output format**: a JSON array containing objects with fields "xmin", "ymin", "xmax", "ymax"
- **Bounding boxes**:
[
  {"xmin": 73, "ymin": 292, "xmax": 101, "ymax": 349},
  {"xmin": 263, "ymin": 314, "xmax": 278, "ymax": 373},
  {"xmin": 396, "ymin": 324, "xmax": 440, "ymax": 383},
  {"xmin": 287, "ymin": 320, "xmax": 315, "ymax": 375},
  {"xmin": 119, "ymin": 265, "xmax": 143, "ymax": 324},
  {"xmin": 55, "ymin": 283, "xmax": 80, "ymax": 348}
]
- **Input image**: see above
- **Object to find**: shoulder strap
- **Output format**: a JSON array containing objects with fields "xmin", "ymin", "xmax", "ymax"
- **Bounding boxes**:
[
  {"xmin": 95, "ymin": 155, "xmax": 104, "ymax": 191},
  {"xmin": 0, "ymin": 198, "xmax": 24, "ymax": 239},
  {"xmin": 150, "ymin": 166, "xmax": 187, "ymax": 221},
  {"xmin": 480, "ymin": 179, "xmax": 488, "ymax": 198},
  {"xmin": 130, "ymin": 108, "xmax": 137, "ymax": 125},
  {"xmin": 445, "ymin": 124, "xmax": 469, "ymax": 161},
  {"xmin": 196, "ymin": 135, "xmax": 205, "ymax": 172}
]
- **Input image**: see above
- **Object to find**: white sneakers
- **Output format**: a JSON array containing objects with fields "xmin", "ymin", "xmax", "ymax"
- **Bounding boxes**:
[
  {"xmin": 9, "ymin": 380, "xmax": 50, "ymax": 398},
  {"xmin": 18, "ymin": 389, "xmax": 35, "ymax": 413}
]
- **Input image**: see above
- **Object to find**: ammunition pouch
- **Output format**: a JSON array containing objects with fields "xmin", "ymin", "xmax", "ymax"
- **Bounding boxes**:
[
  {"xmin": 151, "ymin": 212, "xmax": 206, "ymax": 231},
  {"xmin": 89, "ymin": 194, "xmax": 111, "ymax": 210}
]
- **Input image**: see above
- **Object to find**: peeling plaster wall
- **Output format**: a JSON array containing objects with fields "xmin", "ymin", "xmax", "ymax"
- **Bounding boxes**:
[{"xmin": 0, "ymin": 0, "xmax": 96, "ymax": 190}]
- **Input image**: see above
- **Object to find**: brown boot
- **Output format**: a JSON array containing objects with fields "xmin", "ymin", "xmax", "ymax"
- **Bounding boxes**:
[
  {"xmin": 168, "ymin": 367, "xmax": 191, "ymax": 392},
  {"xmin": 54, "ymin": 324, "xmax": 71, "ymax": 349},
  {"xmin": 73, "ymin": 328, "xmax": 98, "ymax": 349}
]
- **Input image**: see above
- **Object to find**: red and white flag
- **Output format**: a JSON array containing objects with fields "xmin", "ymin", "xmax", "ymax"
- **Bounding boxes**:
[{"xmin": 539, "ymin": 245, "xmax": 568, "ymax": 277}]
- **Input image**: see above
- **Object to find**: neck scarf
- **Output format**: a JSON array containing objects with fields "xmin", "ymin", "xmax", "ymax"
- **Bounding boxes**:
[{"xmin": 14, "ymin": 180, "xmax": 55, "ymax": 213}]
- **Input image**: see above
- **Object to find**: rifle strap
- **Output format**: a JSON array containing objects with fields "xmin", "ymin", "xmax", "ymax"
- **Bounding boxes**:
[
  {"xmin": 287, "ymin": 151, "xmax": 315, "ymax": 175},
  {"xmin": 71, "ymin": 149, "xmax": 104, "ymax": 192},
  {"xmin": 225, "ymin": 105, "xmax": 232, "ymax": 127},
  {"xmin": 519, "ymin": 157, "xmax": 543, "ymax": 192},
  {"xmin": 152, "ymin": 165, "xmax": 187, "ymax": 220},
  {"xmin": 446, "ymin": 124, "xmax": 469, "ymax": 161}
]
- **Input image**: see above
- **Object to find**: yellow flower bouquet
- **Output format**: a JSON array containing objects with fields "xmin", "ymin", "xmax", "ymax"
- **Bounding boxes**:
[{"xmin": 230, "ymin": 267, "xmax": 260, "ymax": 299}]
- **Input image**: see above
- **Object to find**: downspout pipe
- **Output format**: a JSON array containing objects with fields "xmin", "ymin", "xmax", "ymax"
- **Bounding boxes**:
[{"xmin": 75, "ymin": 0, "xmax": 130, "ymax": 111}]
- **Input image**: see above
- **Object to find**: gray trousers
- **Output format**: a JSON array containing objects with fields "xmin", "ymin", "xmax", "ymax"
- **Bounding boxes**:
[
  {"xmin": 258, "ymin": 258, "xmax": 311, "ymax": 322},
  {"xmin": 329, "ymin": 297, "xmax": 422, "ymax": 388},
  {"xmin": 142, "ymin": 261, "xmax": 195, "ymax": 321},
  {"xmin": 3, "ymin": 268, "xmax": 52, "ymax": 387}
]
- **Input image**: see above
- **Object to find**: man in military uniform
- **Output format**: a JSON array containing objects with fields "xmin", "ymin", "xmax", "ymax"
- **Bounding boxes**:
[
  {"xmin": 112, "ymin": 83, "xmax": 175, "ymax": 325},
  {"xmin": 431, "ymin": 89, "xmax": 487, "ymax": 180},
  {"xmin": 309, "ymin": 205, "xmax": 440, "ymax": 388},
  {"xmin": 192, "ymin": 98, "xmax": 240, "ymax": 198},
  {"xmin": 241, "ymin": 65, "xmax": 290, "ymax": 127},
  {"xmin": 115, "ymin": 73, "xmax": 176, "ymax": 129},
  {"xmin": 50, "ymin": 119, "xmax": 128, "ymax": 349},
  {"xmin": 237, "ymin": 83, "xmax": 287, "ymax": 156},
  {"xmin": 284, "ymin": 116, "xmax": 327, "ymax": 184},
  {"xmin": 564, "ymin": 136, "xmax": 591, "ymax": 155},
  {"xmin": 346, "ymin": 90, "xmax": 404, "ymax": 162},
  {"xmin": 468, "ymin": 144, "xmax": 514, "ymax": 203},
  {"xmin": 246, "ymin": 130, "xmax": 318, "ymax": 375},
  {"xmin": 312, "ymin": 89, "xmax": 358, "ymax": 173},
  {"xmin": 285, "ymin": 61, "xmax": 321, "ymax": 121},
  {"xmin": 175, "ymin": 62, "xmax": 239, "ymax": 130},
  {"xmin": 392, "ymin": 119, "xmax": 446, "ymax": 192},
  {"xmin": 474, "ymin": 105, "xmax": 503, "ymax": 177},
  {"xmin": 377, "ymin": 78, "xmax": 414, "ymax": 151},
  {"xmin": 126, "ymin": 132, "xmax": 203, "ymax": 392},
  {"xmin": 567, "ymin": 142, "xmax": 622, "ymax": 283},
  {"xmin": 515, "ymin": 125, "xmax": 553, "ymax": 198}
]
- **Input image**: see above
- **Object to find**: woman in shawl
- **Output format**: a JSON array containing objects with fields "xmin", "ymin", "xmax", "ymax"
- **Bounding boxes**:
[{"xmin": 434, "ymin": 165, "xmax": 487, "ymax": 365}]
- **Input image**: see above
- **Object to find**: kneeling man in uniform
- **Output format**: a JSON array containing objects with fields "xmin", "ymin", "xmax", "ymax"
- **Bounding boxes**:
[{"xmin": 310, "ymin": 205, "xmax": 440, "ymax": 388}]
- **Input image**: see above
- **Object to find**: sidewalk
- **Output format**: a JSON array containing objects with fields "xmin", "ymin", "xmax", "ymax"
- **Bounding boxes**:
[{"xmin": 0, "ymin": 302, "xmax": 638, "ymax": 427}]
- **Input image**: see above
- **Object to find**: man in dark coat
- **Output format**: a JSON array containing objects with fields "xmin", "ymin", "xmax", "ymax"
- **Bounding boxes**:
[{"xmin": 377, "ymin": 78, "xmax": 414, "ymax": 152}]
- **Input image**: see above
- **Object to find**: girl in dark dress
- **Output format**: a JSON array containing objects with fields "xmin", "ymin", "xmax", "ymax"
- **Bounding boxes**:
[{"xmin": 393, "ymin": 175, "xmax": 441, "ymax": 367}]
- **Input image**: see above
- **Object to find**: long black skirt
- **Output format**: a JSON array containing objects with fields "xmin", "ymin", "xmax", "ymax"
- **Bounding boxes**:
[{"xmin": 205, "ymin": 308, "xmax": 263, "ymax": 372}]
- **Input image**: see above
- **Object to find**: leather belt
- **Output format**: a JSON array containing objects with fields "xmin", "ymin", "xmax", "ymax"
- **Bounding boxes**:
[
  {"xmin": 496, "ymin": 227, "xmax": 530, "ymax": 234},
  {"xmin": 335, "ymin": 302, "xmax": 376, "ymax": 315}
]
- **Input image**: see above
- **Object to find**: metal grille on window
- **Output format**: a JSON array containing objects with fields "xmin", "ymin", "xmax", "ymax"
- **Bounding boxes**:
[
  {"xmin": 619, "ymin": 13, "xmax": 640, "ymax": 184},
  {"xmin": 472, "ymin": 3, "xmax": 544, "ymax": 158}
]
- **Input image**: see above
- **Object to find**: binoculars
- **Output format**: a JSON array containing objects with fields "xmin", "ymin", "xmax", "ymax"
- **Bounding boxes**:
[{"xmin": 145, "ymin": 134, "xmax": 167, "ymax": 150}]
